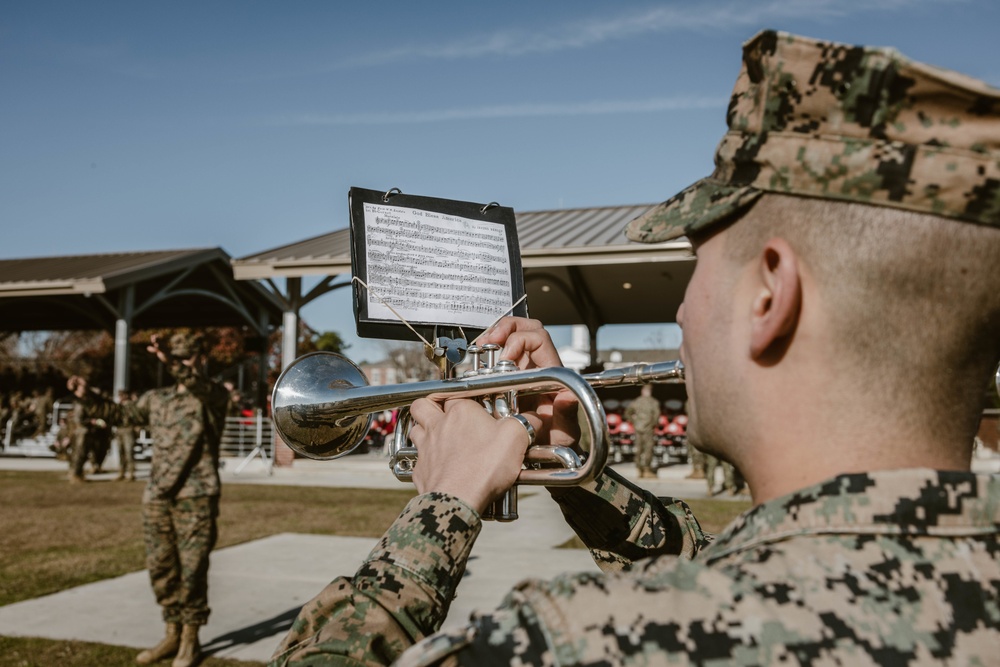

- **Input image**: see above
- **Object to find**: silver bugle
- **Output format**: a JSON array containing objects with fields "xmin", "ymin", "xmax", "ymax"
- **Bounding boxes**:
[{"xmin": 271, "ymin": 351, "xmax": 684, "ymax": 486}]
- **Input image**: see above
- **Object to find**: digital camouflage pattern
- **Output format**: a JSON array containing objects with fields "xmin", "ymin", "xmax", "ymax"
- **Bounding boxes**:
[
  {"xmin": 114, "ymin": 422, "xmax": 136, "ymax": 479},
  {"xmin": 549, "ymin": 466, "xmax": 709, "ymax": 571},
  {"xmin": 144, "ymin": 496, "xmax": 219, "ymax": 626},
  {"xmin": 269, "ymin": 470, "xmax": 706, "ymax": 666},
  {"xmin": 169, "ymin": 331, "xmax": 206, "ymax": 359},
  {"xmin": 272, "ymin": 469, "xmax": 999, "ymax": 666},
  {"xmin": 269, "ymin": 29, "xmax": 1000, "ymax": 666},
  {"xmin": 625, "ymin": 395, "xmax": 660, "ymax": 432},
  {"xmin": 705, "ymin": 453, "xmax": 745, "ymax": 496},
  {"xmin": 68, "ymin": 401, "xmax": 89, "ymax": 479},
  {"xmin": 85, "ymin": 361, "xmax": 229, "ymax": 502},
  {"xmin": 625, "ymin": 394, "xmax": 661, "ymax": 474},
  {"xmin": 269, "ymin": 492, "xmax": 482, "ymax": 666},
  {"xmin": 626, "ymin": 29, "xmax": 1000, "ymax": 243},
  {"xmin": 83, "ymin": 358, "xmax": 229, "ymax": 626}
]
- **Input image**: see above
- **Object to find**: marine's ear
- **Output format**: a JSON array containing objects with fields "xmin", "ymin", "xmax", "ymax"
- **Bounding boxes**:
[{"xmin": 749, "ymin": 238, "xmax": 801, "ymax": 360}]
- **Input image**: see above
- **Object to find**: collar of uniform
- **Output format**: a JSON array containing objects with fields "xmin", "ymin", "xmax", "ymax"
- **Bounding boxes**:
[{"xmin": 703, "ymin": 468, "xmax": 1000, "ymax": 562}]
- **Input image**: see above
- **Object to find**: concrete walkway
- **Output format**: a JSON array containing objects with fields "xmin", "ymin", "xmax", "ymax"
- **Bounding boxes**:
[{"xmin": 0, "ymin": 454, "xmax": 723, "ymax": 663}]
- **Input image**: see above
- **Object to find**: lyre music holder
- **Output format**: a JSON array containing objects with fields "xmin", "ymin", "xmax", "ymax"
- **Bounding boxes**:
[{"xmin": 349, "ymin": 186, "xmax": 528, "ymax": 371}]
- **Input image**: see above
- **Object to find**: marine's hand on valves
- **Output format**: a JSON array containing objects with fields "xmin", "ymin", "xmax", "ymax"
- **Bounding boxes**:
[
  {"xmin": 408, "ymin": 397, "xmax": 540, "ymax": 515},
  {"xmin": 479, "ymin": 317, "xmax": 582, "ymax": 449}
]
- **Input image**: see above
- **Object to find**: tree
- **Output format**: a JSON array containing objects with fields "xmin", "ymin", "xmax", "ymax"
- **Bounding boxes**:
[
  {"xmin": 305, "ymin": 329, "xmax": 349, "ymax": 355},
  {"xmin": 378, "ymin": 341, "xmax": 439, "ymax": 382},
  {"xmin": 2, "ymin": 323, "xmax": 353, "ymax": 410},
  {"xmin": 131, "ymin": 326, "xmax": 287, "ymax": 407},
  {"xmin": 28, "ymin": 331, "xmax": 114, "ymax": 384},
  {"xmin": 0, "ymin": 333, "xmax": 18, "ymax": 365},
  {"xmin": 0, "ymin": 330, "xmax": 115, "ymax": 398},
  {"xmin": 263, "ymin": 323, "xmax": 350, "ymax": 396}
]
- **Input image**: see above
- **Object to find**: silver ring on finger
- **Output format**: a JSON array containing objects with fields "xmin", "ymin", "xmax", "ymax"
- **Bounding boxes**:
[{"xmin": 503, "ymin": 414, "xmax": 536, "ymax": 445}]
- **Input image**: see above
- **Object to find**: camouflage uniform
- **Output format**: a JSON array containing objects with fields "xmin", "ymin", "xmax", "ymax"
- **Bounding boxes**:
[
  {"xmin": 270, "ymin": 469, "xmax": 999, "ymax": 665},
  {"xmin": 85, "ymin": 354, "xmax": 228, "ymax": 626},
  {"xmin": 705, "ymin": 453, "xmax": 745, "ymax": 496},
  {"xmin": 703, "ymin": 451, "xmax": 722, "ymax": 494},
  {"xmin": 684, "ymin": 400, "xmax": 705, "ymax": 479},
  {"xmin": 685, "ymin": 442, "xmax": 705, "ymax": 479},
  {"xmin": 87, "ymin": 417, "xmax": 112, "ymax": 474},
  {"xmin": 270, "ymin": 29, "xmax": 1000, "ymax": 666},
  {"xmin": 114, "ymin": 393, "xmax": 138, "ymax": 480},
  {"xmin": 623, "ymin": 33, "xmax": 1000, "ymax": 241},
  {"xmin": 32, "ymin": 388, "xmax": 53, "ymax": 437},
  {"xmin": 624, "ymin": 393, "xmax": 660, "ymax": 475},
  {"xmin": 68, "ymin": 401, "xmax": 90, "ymax": 480}
]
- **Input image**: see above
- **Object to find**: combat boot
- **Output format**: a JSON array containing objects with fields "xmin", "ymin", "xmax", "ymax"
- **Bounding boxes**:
[
  {"xmin": 136, "ymin": 622, "xmax": 180, "ymax": 665},
  {"xmin": 172, "ymin": 624, "xmax": 201, "ymax": 667}
]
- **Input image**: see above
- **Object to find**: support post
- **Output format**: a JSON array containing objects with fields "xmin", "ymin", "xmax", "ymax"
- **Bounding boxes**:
[
  {"xmin": 588, "ymin": 325, "xmax": 600, "ymax": 370},
  {"xmin": 113, "ymin": 319, "xmax": 129, "ymax": 397},
  {"xmin": 281, "ymin": 309, "xmax": 298, "ymax": 372},
  {"xmin": 112, "ymin": 285, "xmax": 135, "ymax": 397},
  {"xmin": 274, "ymin": 277, "xmax": 302, "ymax": 467}
]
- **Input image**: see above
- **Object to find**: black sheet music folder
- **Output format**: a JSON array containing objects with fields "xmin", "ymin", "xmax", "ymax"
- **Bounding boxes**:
[{"xmin": 349, "ymin": 187, "xmax": 527, "ymax": 344}]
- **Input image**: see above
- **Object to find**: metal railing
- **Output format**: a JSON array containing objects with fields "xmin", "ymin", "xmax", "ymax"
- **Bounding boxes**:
[
  {"xmin": 220, "ymin": 411, "xmax": 273, "ymax": 458},
  {"xmin": 222, "ymin": 411, "xmax": 274, "ymax": 475},
  {"xmin": 1, "ymin": 405, "xmax": 275, "ymax": 475},
  {"xmin": 132, "ymin": 412, "xmax": 274, "ymax": 474}
]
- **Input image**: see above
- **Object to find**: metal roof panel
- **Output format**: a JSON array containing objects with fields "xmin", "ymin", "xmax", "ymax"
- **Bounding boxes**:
[
  {"xmin": 230, "ymin": 204, "xmax": 664, "ymax": 280},
  {"xmin": 0, "ymin": 248, "xmax": 221, "ymax": 288}
]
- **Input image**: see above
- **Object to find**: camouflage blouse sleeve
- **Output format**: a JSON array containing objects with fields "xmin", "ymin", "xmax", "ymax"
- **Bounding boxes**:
[
  {"xmin": 78, "ymin": 389, "xmax": 147, "ymax": 428},
  {"xmin": 547, "ymin": 467, "xmax": 710, "ymax": 571},
  {"xmin": 269, "ymin": 492, "xmax": 482, "ymax": 667}
]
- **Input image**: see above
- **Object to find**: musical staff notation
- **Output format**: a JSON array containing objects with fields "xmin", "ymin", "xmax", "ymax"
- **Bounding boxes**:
[{"xmin": 361, "ymin": 201, "xmax": 515, "ymax": 328}]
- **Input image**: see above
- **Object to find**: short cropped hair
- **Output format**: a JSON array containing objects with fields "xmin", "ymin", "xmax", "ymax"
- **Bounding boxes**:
[{"xmin": 724, "ymin": 194, "xmax": 1000, "ymax": 444}]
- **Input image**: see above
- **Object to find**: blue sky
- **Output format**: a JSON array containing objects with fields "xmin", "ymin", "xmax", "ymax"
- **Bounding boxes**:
[{"xmin": 3, "ymin": 1, "xmax": 999, "ymax": 361}]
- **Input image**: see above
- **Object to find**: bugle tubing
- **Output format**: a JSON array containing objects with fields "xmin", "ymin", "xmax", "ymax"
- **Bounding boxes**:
[{"xmin": 271, "ymin": 351, "xmax": 684, "ymax": 487}]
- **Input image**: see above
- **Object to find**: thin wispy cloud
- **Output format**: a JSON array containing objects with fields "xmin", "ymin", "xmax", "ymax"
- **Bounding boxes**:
[
  {"xmin": 269, "ymin": 0, "xmax": 966, "ymax": 127},
  {"xmin": 344, "ymin": 0, "xmax": 959, "ymax": 67},
  {"xmin": 272, "ymin": 95, "xmax": 726, "ymax": 127}
]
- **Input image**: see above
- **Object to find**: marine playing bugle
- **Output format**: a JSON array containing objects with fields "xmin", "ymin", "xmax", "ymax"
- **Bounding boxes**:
[{"xmin": 271, "ymin": 349, "xmax": 685, "ymax": 490}]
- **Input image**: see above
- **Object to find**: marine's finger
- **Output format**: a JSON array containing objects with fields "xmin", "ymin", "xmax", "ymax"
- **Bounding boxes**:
[
  {"xmin": 480, "ymin": 317, "xmax": 545, "ymax": 347},
  {"xmin": 500, "ymin": 330, "xmax": 563, "ymax": 369},
  {"xmin": 410, "ymin": 397, "xmax": 446, "ymax": 425}
]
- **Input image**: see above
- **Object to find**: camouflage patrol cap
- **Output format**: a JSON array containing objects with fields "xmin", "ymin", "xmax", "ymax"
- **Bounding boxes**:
[
  {"xmin": 626, "ymin": 29, "xmax": 1000, "ymax": 243},
  {"xmin": 169, "ymin": 332, "xmax": 205, "ymax": 358}
]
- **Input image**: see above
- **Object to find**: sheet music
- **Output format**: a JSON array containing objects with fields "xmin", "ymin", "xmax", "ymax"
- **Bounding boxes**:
[{"xmin": 362, "ymin": 202, "xmax": 514, "ymax": 329}]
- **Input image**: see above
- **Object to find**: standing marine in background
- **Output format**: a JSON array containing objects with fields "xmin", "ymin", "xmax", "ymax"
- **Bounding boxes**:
[
  {"xmin": 32, "ymin": 387, "xmax": 54, "ymax": 437},
  {"xmin": 71, "ymin": 332, "xmax": 229, "ymax": 667},
  {"xmin": 66, "ymin": 396, "xmax": 91, "ymax": 483},
  {"xmin": 704, "ymin": 452, "xmax": 745, "ymax": 496},
  {"xmin": 625, "ymin": 384, "xmax": 661, "ymax": 478},
  {"xmin": 114, "ymin": 389, "xmax": 138, "ymax": 482}
]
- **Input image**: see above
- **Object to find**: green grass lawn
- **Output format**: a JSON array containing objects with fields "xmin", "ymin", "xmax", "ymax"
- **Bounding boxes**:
[
  {"xmin": 0, "ymin": 470, "xmax": 417, "ymax": 608},
  {"xmin": 0, "ymin": 636, "xmax": 264, "ymax": 667},
  {"xmin": 0, "ymin": 469, "xmax": 417, "ymax": 667},
  {"xmin": 0, "ymin": 469, "xmax": 749, "ymax": 667}
]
